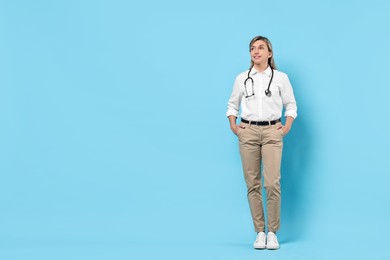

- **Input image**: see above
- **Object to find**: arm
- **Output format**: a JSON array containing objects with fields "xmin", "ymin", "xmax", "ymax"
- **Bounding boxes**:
[
  {"xmin": 278, "ymin": 74, "xmax": 297, "ymax": 135},
  {"xmin": 278, "ymin": 116, "xmax": 294, "ymax": 135},
  {"xmin": 228, "ymin": 115, "xmax": 246, "ymax": 135},
  {"xmin": 226, "ymin": 76, "xmax": 244, "ymax": 135}
]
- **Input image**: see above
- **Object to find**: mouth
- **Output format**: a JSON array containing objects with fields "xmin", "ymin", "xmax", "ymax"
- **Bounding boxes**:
[{"xmin": 253, "ymin": 56, "xmax": 261, "ymax": 59}]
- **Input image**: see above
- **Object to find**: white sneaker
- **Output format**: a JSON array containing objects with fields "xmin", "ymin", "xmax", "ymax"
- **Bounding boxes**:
[
  {"xmin": 266, "ymin": 232, "xmax": 279, "ymax": 250},
  {"xmin": 253, "ymin": 232, "xmax": 266, "ymax": 249}
]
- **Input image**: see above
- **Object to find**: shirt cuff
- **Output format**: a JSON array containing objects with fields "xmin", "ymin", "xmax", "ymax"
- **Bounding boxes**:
[
  {"xmin": 226, "ymin": 109, "xmax": 239, "ymax": 118},
  {"xmin": 284, "ymin": 111, "xmax": 297, "ymax": 119}
]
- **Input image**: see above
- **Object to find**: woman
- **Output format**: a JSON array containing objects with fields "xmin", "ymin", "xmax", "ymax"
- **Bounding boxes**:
[{"xmin": 226, "ymin": 36, "xmax": 297, "ymax": 250}]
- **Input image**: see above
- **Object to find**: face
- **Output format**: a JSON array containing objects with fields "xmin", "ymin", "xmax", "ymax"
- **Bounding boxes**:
[{"xmin": 250, "ymin": 40, "xmax": 272, "ymax": 66}]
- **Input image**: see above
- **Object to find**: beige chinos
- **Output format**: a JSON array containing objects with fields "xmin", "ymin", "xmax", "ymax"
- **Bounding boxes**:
[{"xmin": 237, "ymin": 121, "xmax": 284, "ymax": 233}]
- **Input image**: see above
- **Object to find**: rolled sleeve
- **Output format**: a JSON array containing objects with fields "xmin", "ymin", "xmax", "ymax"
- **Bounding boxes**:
[
  {"xmin": 226, "ymin": 76, "xmax": 242, "ymax": 117},
  {"xmin": 280, "ymin": 74, "xmax": 298, "ymax": 119}
]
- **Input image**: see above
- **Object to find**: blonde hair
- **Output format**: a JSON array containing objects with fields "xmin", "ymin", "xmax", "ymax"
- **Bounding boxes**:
[{"xmin": 249, "ymin": 36, "xmax": 277, "ymax": 70}]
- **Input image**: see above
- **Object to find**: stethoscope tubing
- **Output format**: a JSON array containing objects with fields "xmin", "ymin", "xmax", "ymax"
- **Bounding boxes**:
[{"xmin": 244, "ymin": 66, "xmax": 274, "ymax": 98}]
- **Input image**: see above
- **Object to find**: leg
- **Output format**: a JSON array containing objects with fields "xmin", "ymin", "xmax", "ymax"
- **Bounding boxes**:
[
  {"xmin": 238, "ymin": 126, "xmax": 264, "ymax": 232},
  {"xmin": 261, "ymin": 125, "xmax": 283, "ymax": 233}
]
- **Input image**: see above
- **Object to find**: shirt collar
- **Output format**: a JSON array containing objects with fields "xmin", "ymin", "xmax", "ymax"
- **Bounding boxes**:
[{"xmin": 250, "ymin": 66, "xmax": 272, "ymax": 77}]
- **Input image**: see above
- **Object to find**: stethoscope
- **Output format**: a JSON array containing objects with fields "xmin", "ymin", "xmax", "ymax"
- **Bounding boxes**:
[{"xmin": 244, "ymin": 66, "xmax": 274, "ymax": 98}]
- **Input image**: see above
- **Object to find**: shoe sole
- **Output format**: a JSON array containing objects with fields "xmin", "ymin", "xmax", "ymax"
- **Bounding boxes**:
[{"xmin": 253, "ymin": 243, "xmax": 266, "ymax": 250}]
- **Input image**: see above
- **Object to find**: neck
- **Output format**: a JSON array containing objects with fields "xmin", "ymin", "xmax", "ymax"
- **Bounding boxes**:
[{"xmin": 253, "ymin": 62, "xmax": 269, "ymax": 72}]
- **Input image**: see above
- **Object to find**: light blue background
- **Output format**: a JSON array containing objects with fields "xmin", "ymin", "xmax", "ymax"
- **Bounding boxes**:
[{"xmin": 1, "ymin": 0, "xmax": 390, "ymax": 259}]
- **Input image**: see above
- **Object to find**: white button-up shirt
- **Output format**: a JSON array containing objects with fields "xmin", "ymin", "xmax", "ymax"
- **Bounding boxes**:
[{"xmin": 226, "ymin": 66, "xmax": 297, "ymax": 121}]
